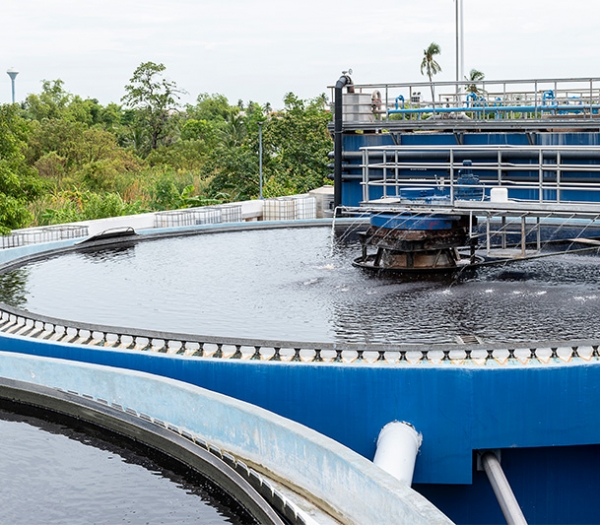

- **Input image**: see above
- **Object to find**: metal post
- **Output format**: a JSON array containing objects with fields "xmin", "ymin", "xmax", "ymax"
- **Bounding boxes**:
[
  {"xmin": 394, "ymin": 149, "xmax": 399, "ymax": 197},
  {"xmin": 521, "ymin": 216, "xmax": 527, "ymax": 257},
  {"xmin": 486, "ymin": 215, "xmax": 491, "ymax": 256},
  {"xmin": 538, "ymin": 149, "xmax": 543, "ymax": 203},
  {"xmin": 455, "ymin": 0, "xmax": 459, "ymax": 83},
  {"xmin": 455, "ymin": 0, "xmax": 464, "ymax": 84},
  {"xmin": 590, "ymin": 79, "xmax": 593, "ymax": 118},
  {"xmin": 557, "ymin": 151, "xmax": 561, "ymax": 203},
  {"xmin": 258, "ymin": 122, "xmax": 263, "ymax": 199},
  {"xmin": 362, "ymin": 149, "xmax": 369, "ymax": 203},
  {"xmin": 385, "ymin": 85, "xmax": 389, "ymax": 121},
  {"xmin": 459, "ymin": 0, "xmax": 464, "ymax": 83},
  {"xmin": 383, "ymin": 149, "xmax": 388, "ymax": 198},
  {"xmin": 450, "ymin": 148, "xmax": 455, "ymax": 204}
]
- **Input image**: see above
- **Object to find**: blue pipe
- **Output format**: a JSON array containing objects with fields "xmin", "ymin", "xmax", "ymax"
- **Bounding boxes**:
[{"xmin": 388, "ymin": 104, "xmax": 600, "ymax": 115}]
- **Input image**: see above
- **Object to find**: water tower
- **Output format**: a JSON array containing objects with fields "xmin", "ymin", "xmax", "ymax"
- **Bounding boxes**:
[{"xmin": 6, "ymin": 68, "xmax": 18, "ymax": 103}]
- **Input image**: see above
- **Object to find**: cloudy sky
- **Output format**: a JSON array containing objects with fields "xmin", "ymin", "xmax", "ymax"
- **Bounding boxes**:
[{"xmin": 2, "ymin": 0, "xmax": 600, "ymax": 108}]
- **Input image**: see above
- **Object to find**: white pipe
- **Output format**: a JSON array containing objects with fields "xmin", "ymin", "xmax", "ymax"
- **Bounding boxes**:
[
  {"xmin": 373, "ymin": 421, "xmax": 422, "ymax": 485},
  {"xmin": 480, "ymin": 452, "xmax": 527, "ymax": 525}
]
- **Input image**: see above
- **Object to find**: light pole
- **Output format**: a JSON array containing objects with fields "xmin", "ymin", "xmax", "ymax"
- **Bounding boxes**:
[
  {"xmin": 258, "ymin": 121, "xmax": 264, "ymax": 199},
  {"xmin": 454, "ymin": 0, "xmax": 464, "ymax": 84},
  {"xmin": 6, "ymin": 68, "xmax": 18, "ymax": 104}
]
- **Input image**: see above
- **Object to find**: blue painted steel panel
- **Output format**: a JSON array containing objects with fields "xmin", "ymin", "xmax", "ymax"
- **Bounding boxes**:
[
  {"xmin": 341, "ymin": 131, "xmax": 600, "ymax": 207},
  {"xmin": 416, "ymin": 445, "xmax": 600, "ymax": 525},
  {"xmin": 3, "ymin": 334, "xmax": 600, "ymax": 488},
  {"xmin": 370, "ymin": 213, "xmax": 459, "ymax": 230}
]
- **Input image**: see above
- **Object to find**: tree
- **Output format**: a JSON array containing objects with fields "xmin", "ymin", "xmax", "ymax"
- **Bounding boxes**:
[
  {"xmin": 216, "ymin": 92, "xmax": 333, "ymax": 199},
  {"xmin": 23, "ymin": 80, "xmax": 71, "ymax": 121},
  {"xmin": 23, "ymin": 80, "xmax": 122, "ymax": 128},
  {"xmin": 268, "ymin": 93, "xmax": 332, "ymax": 193},
  {"xmin": 121, "ymin": 62, "xmax": 183, "ymax": 153},
  {"xmin": 0, "ymin": 104, "xmax": 43, "ymax": 233},
  {"xmin": 465, "ymin": 69, "xmax": 485, "ymax": 95},
  {"xmin": 186, "ymin": 93, "xmax": 241, "ymax": 125},
  {"xmin": 420, "ymin": 43, "xmax": 442, "ymax": 110}
]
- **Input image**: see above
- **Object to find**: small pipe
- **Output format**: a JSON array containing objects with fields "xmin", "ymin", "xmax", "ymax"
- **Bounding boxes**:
[{"xmin": 480, "ymin": 451, "xmax": 527, "ymax": 525}]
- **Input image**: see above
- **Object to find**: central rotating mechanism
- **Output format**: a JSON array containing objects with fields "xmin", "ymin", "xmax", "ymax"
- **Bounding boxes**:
[
  {"xmin": 353, "ymin": 160, "xmax": 485, "ymax": 273},
  {"xmin": 354, "ymin": 210, "xmax": 477, "ymax": 273}
]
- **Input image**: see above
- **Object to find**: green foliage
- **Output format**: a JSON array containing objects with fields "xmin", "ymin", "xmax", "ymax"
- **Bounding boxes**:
[
  {"xmin": 0, "ymin": 193, "xmax": 31, "ymax": 234},
  {"xmin": 23, "ymin": 80, "xmax": 116, "ymax": 127},
  {"xmin": 465, "ymin": 69, "xmax": 486, "ymax": 95},
  {"xmin": 180, "ymin": 185, "xmax": 227, "ymax": 207},
  {"xmin": 38, "ymin": 190, "xmax": 145, "ymax": 225},
  {"xmin": 0, "ymin": 104, "xmax": 41, "ymax": 232},
  {"xmin": 180, "ymin": 118, "xmax": 219, "ymax": 145},
  {"xmin": 3, "ymin": 64, "xmax": 335, "ymax": 231},
  {"xmin": 23, "ymin": 80, "xmax": 71, "ymax": 121},
  {"xmin": 187, "ymin": 93, "xmax": 239, "ymax": 122},
  {"xmin": 206, "ymin": 92, "xmax": 332, "ymax": 201},
  {"xmin": 420, "ymin": 43, "xmax": 442, "ymax": 80},
  {"xmin": 27, "ymin": 119, "xmax": 142, "ymax": 191},
  {"xmin": 208, "ymin": 146, "xmax": 259, "ymax": 202},
  {"xmin": 421, "ymin": 43, "xmax": 442, "ymax": 107},
  {"xmin": 236, "ymin": 93, "xmax": 332, "ymax": 197},
  {"xmin": 150, "ymin": 175, "xmax": 182, "ymax": 210},
  {"xmin": 121, "ymin": 62, "xmax": 184, "ymax": 153}
]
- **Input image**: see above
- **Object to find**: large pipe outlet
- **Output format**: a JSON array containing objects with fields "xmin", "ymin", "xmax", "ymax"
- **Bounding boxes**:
[
  {"xmin": 373, "ymin": 421, "xmax": 422, "ymax": 485},
  {"xmin": 333, "ymin": 72, "xmax": 353, "ymax": 214}
]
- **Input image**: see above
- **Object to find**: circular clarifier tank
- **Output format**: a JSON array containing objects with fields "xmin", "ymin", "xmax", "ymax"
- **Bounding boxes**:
[
  {"xmin": 0, "ymin": 402, "xmax": 257, "ymax": 525},
  {"xmin": 2, "ymin": 225, "xmax": 600, "ymax": 345}
]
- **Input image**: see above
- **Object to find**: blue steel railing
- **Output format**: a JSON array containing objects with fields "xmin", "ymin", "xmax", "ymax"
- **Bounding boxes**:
[{"xmin": 332, "ymin": 76, "xmax": 600, "ymax": 122}]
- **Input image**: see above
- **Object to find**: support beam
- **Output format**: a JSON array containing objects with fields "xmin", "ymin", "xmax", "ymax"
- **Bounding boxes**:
[{"xmin": 480, "ymin": 451, "xmax": 527, "ymax": 525}]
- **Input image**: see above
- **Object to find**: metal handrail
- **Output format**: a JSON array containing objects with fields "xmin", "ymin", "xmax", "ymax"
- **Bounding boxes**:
[
  {"xmin": 360, "ymin": 144, "xmax": 600, "ymax": 211},
  {"xmin": 330, "ymin": 76, "xmax": 600, "ymax": 122}
]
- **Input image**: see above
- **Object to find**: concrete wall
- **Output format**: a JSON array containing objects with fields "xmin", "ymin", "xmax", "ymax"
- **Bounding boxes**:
[{"xmin": 0, "ymin": 349, "xmax": 452, "ymax": 525}]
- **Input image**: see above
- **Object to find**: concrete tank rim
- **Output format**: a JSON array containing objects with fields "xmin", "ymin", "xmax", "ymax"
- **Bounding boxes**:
[{"xmin": 0, "ymin": 349, "xmax": 454, "ymax": 525}]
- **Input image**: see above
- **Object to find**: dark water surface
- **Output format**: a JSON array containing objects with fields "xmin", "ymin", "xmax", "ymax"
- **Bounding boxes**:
[
  {"xmin": 0, "ymin": 406, "xmax": 253, "ymax": 525},
  {"xmin": 2, "ymin": 226, "xmax": 600, "ymax": 344}
]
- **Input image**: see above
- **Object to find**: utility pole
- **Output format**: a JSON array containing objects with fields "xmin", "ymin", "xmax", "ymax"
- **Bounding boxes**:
[
  {"xmin": 455, "ymin": 0, "xmax": 464, "ymax": 83},
  {"xmin": 258, "ymin": 121, "xmax": 264, "ymax": 199}
]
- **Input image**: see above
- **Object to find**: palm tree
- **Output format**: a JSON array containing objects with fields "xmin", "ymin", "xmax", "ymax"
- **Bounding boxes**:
[
  {"xmin": 465, "ymin": 69, "xmax": 485, "ymax": 95},
  {"xmin": 420, "ymin": 43, "xmax": 442, "ymax": 110}
]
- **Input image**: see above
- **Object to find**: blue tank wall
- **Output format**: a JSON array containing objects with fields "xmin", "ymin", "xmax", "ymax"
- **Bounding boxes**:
[
  {"xmin": 1, "ymin": 333, "xmax": 600, "ymax": 523},
  {"xmin": 416, "ymin": 444, "xmax": 600, "ymax": 524},
  {"xmin": 340, "ymin": 133, "xmax": 395, "ymax": 206},
  {"xmin": 341, "ymin": 131, "xmax": 600, "ymax": 207}
]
